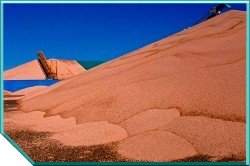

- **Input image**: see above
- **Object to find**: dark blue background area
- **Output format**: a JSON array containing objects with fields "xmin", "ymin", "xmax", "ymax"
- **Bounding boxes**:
[
  {"xmin": 4, "ymin": 80, "xmax": 59, "ymax": 92},
  {"xmin": 4, "ymin": 3, "xmax": 246, "ymax": 70}
]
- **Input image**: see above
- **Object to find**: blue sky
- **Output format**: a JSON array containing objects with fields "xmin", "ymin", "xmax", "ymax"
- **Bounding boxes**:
[{"xmin": 3, "ymin": 3, "xmax": 246, "ymax": 70}]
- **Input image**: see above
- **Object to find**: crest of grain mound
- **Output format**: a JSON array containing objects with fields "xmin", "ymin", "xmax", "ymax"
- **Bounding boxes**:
[
  {"xmin": 4, "ymin": 59, "xmax": 85, "ymax": 80},
  {"xmin": 21, "ymin": 10, "xmax": 246, "ymax": 124},
  {"xmin": 4, "ymin": 60, "xmax": 46, "ymax": 80}
]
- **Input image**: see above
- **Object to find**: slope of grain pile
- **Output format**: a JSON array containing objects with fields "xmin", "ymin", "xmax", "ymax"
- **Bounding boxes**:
[
  {"xmin": 20, "ymin": 10, "xmax": 246, "ymax": 161},
  {"xmin": 5, "ymin": 111, "xmax": 128, "ymax": 146},
  {"xmin": 12, "ymin": 86, "xmax": 48, "ymax": 96},
  {"xmin": 4, "ymin": 90, "xmax": 12, "ymax": 97}
]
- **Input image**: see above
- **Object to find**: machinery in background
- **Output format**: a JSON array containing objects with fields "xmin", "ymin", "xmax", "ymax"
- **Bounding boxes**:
[
  {"xmin": 37, "ymin": 50, "xmax": 58, "ymax": 79},
  {"xmin": 204, "ymin": 4, "xmax": 232, "ymax": 21},
  {"xmin": 188, "ymin": 4, "xmax": 232, "ymax": 29}
]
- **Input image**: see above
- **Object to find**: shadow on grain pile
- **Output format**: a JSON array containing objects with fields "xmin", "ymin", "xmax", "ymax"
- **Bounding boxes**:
[
  {"xmin": 5, "ymin": 129, "xmax": 133, "ymax": 162},
  {"xmin": 6, "ymin": 129, "xmax": 242, "ymax": 162},
  {"xmin": 173, "ymin": 155, "xmax": 241, "ymax": 162}
]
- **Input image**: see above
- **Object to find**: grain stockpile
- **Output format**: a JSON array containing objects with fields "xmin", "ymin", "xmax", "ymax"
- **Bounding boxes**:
[{"xmin": 6, "ymin": 10, "xmax": 246, "ymax": 162}]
